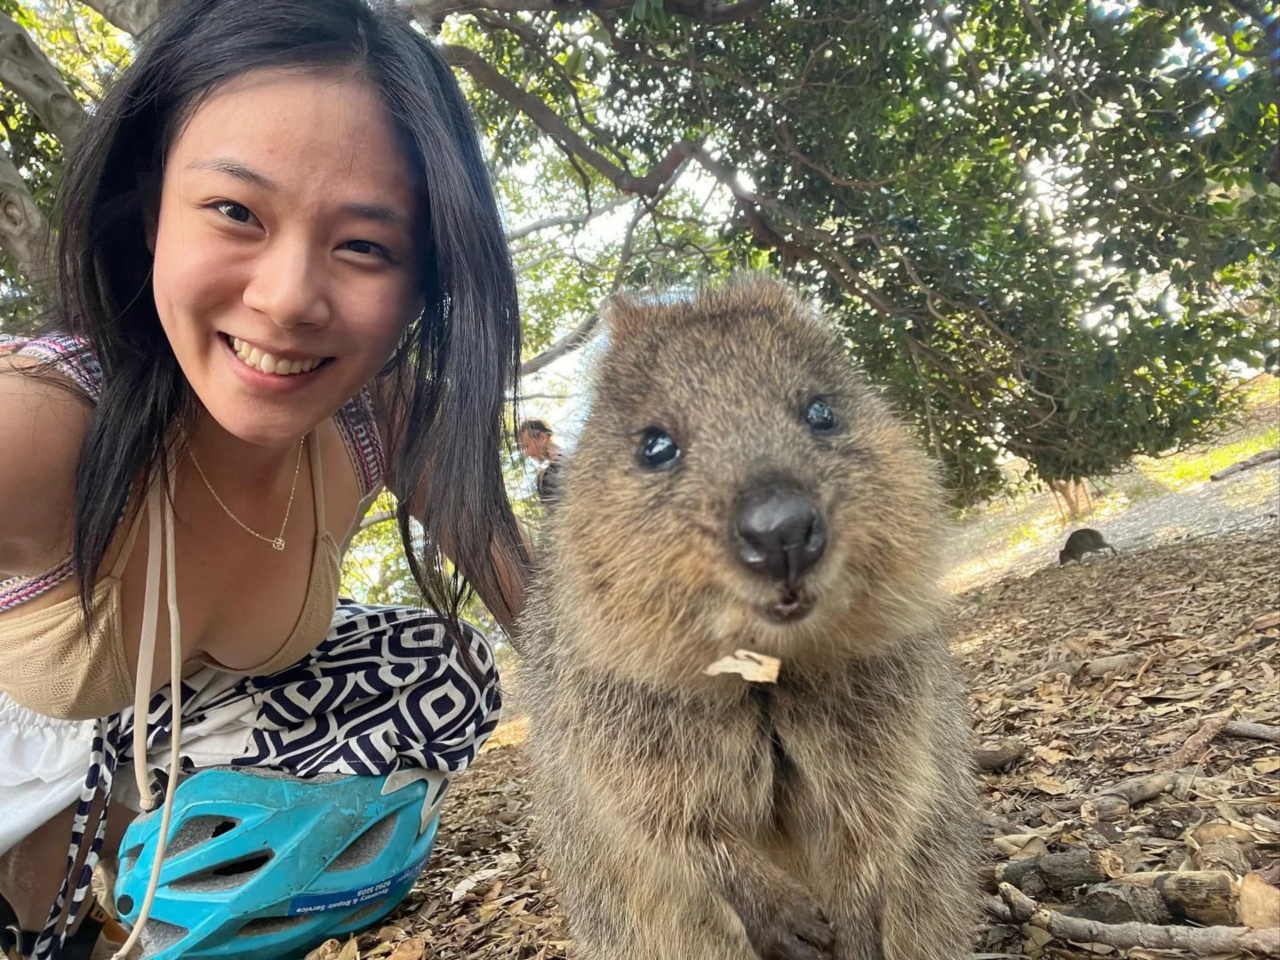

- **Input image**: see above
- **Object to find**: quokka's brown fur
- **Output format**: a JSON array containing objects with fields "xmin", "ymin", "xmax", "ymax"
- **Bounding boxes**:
[{"xmin": 520, "ymin": 276, "xmax": 979, "ymax": 960}]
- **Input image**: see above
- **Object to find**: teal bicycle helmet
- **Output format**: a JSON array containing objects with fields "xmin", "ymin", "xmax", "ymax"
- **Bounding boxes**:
[{"xmin": 114, "ymin": 766, "xmax": 447, "ymax": 959}]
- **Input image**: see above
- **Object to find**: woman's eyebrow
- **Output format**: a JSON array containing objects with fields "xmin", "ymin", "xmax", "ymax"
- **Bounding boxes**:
[
  {"xmin": 187, "ymin": 156, "xmax": 277, "ymax": 190},
  {"xmin": 343, "ymin": 202, "xmax": 401, "ymax": 225},
  {"xmin": 186, "ymin": 157, "xmax": 403, "ymax": 224}
]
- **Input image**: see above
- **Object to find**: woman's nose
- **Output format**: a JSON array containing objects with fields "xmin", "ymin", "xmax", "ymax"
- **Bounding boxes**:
[{"xmin": 241, "ymin": 237, "xmax": 331, "ymax": 328}]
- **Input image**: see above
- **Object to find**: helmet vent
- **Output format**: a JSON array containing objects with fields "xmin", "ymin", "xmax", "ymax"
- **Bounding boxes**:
[
  {"xmin": 120, "ymin": 843, "xmax": 144, "ymax": 876},
  {"xmin": 328, "ymin": 815, "xmax": 396, "ymax": 872},
  {"xmin": 212, "ymin": 852, "xmax": 272, "ymax": 877},
  {"xmin": 236, "ymin": 915, "xmax": 310, "ymax": 938},
  {"xmin": 169, "ymin": 852, "xmax": 274, "ymax": 892},
  {"xmin": 166, "ymin": 815, "xmax": 242, "ymax": 857},
  {"xmin": 139, "ymin": 920, "xmax": 188, "ymax": 954},
  {"xmin": 345, "ymin": 898, "xmax": 391, "ymax": 926}
]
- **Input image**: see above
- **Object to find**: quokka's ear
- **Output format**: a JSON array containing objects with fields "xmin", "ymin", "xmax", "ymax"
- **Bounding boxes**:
[
  {"xmin": 600, "ymin": 291, "xmax": 654, "ymax": 343},
  {"xmin": 720, "ymin": 272, "xmax": 826, "ymax": 329}
]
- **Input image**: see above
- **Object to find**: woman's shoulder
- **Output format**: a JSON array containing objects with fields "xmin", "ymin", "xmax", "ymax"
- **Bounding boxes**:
[
  {"xmin": 0, "ymin": 334, "xmax": 103, "ymax": 402},
  {"xmin": 0, "ymin": 337, "xmax": 95, "ymax": 577}
]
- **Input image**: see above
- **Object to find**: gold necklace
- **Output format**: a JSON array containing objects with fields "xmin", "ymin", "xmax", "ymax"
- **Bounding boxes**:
[{"xmin": 186, "ymin": 436, "xmax": 305, "ymax": 551}]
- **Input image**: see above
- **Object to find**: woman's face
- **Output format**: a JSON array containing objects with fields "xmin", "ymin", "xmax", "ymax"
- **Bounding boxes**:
[{"xmin": 151, "ymin": 68, "xmax": 423, "ymax": 448}]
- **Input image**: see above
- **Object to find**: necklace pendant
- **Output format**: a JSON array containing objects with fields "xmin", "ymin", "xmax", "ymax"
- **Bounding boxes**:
[{"xmin": 271, "ymin": 537, "xmax": 286, "ymax": 552}]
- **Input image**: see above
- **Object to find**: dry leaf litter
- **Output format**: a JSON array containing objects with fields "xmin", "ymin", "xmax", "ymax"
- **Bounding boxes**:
[{"xmin": 306, "ymin": 523, "xmax": 1278, "ymax": 960}]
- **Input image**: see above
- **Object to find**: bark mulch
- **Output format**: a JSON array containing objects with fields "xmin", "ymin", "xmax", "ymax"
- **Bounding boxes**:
[{"xmin": 312, "ymin": 524, "xmax": 1279, "ymax": 960}]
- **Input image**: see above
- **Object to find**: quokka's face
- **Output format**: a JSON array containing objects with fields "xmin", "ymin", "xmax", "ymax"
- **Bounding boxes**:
[{"xmin": 555, "ymin": 278, "xmax": 944, "ymax": 670}]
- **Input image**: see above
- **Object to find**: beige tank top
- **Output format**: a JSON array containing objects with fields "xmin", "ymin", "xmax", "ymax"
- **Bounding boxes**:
[{"xmin": 0, "ymin": 429, "xmax": 342, "ymax": 721}]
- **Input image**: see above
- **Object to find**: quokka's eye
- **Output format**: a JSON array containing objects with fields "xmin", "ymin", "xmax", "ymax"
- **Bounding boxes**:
[
  {"xmin": 805, "ymin": 397, "xmax": 838, "ymax": 433},
  {"xmin": 638, "ymin": 428, "xmax": 681, "ymax": 469}
]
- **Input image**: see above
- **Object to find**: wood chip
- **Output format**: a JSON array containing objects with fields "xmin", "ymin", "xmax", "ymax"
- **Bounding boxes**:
[
  {"xmin": 1239, "ymin": 872, "xmax": 1280, "ymax": 929},
  {"xmin": 386, "ymin": 938, "xmax": 427, "ymax": 960}
]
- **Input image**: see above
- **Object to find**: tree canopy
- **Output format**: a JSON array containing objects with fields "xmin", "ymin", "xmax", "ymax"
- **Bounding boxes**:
[{"xmin": 1, "ymin": 0, "xmax": 1276, "ymax": 510}]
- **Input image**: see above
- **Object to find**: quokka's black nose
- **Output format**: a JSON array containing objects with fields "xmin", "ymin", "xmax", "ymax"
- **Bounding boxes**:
[{"xmin": 732, "ymin": 487, "xmax": 826, "ymax": 583}]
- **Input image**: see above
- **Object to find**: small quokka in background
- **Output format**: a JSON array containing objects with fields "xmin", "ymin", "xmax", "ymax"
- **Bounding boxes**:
[
  {"xmin": 1058, "ymin": 528, "xmax": 1117, "ymax": 566},
  {"xmin": 520, "ymin": 276, "xmax": 979, "ymax": 960}
]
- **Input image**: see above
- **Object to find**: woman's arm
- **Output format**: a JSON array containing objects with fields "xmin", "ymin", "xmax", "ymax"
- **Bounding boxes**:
[{"xmin": 0, "ymin": 358, "xmax": 93, "ymax": 577}]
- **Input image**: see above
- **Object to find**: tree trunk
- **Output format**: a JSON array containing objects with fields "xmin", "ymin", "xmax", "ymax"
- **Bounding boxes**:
[
  {"xmin": 0, "ymin": 11, "xmax": 87, "ymax": 145},
  {"xmin": 0, "ymin": 147, "xmax": 51, "ymax": 295},
  {"xmin": 76, "ymin": 0, "xmax": 165, "ymax": 36}
]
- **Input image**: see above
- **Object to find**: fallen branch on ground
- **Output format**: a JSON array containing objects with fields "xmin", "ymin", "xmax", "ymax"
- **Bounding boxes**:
[
  {"xmin": 1007, "ymin": 652, "xmax": 1148, "ymax": 695},
  {"xmin": 985, "ymin": 848, "xmax": 1125, "ymax": 896},
  {"xmin": 1080, "ymin": 770, "xmax": 1228, "ymax": 823},
  {"xmin": 974, "ymin": 740, "xmax": 1028, "ymax": 771},
  {"xmin": 1157, "ymin": 714, "xmax": 1235, "ymax": 771},
  {"xmin": 1210, "ymin": 449, "xmax": 1280, "ymax": 481},
  {"xmin": 1224, "ymin": 720, "xmax": 1280, "ymax": 743},
  {"xmin": 1093, "ymin": 871, "xmax": 1239, "ymax": 926},
  {"xmin": 995, "ymin": 882, "xmax": 1280, "ymax": 954}
]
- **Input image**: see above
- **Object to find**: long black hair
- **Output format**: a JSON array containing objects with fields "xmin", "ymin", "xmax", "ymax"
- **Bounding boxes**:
[{"xmin": 50, "ymin": 0, "xmax": 527, "ymax": 659}]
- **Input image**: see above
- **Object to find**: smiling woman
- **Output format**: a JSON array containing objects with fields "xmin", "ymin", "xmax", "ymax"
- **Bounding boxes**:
[
  {"xmin": 152, "ymin": 69, "xmax": 423, "ymax": 448},
  {"xmin": 0, "ymin": 2, "xmax": 527, "ymax": 958}
]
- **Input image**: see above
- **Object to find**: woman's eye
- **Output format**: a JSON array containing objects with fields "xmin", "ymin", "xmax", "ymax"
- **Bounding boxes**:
[
  {"xmin": 805, "ymin": 397, "xmax": 838, "ymax": 432},
  {"xmin": 342, "ymin": 239, "xmax": 392, "ymax": 261},
  {"xmin": 638, "ymin": 428, "xmax": 681, "ymax": 469},
  {"xmin": 213, "ymin": 201, "xmax": 256, "ymax": 225}
]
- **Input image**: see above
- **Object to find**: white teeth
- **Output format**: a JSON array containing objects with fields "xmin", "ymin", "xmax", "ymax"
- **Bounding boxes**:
[{"xmin": 227, "ymin": 336, "xmax": 322, "ymax": 376}]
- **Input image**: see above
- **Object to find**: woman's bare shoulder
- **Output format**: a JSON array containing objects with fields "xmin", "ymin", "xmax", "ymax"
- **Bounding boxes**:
[{"xmin": 0, "ymin": 356, "xmax": 93, "ymax": 575}]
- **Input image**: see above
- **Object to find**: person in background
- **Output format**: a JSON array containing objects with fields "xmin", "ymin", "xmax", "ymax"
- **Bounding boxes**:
[{"xmin": 518, "ymin": 419, "xmax": 563, "ymax": 503}]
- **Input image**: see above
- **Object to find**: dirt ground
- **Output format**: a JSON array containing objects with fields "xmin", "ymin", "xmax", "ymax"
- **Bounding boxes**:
[{"xmin": 321, "ymin": 484, "xmax": 1280, "ymax": 958}]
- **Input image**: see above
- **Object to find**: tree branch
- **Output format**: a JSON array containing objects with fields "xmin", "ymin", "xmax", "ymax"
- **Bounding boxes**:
[
  {"xmin": 520, "ymin": 205, "xmax": 643, "ymax": 376},
  {"xmin": 415, "ymin": 0, "xmax": 770, "ymax": 25},
  {"xmin": 995, "ymin": 883, "xmax": 1280, "ymax": 955},
  {"xmin": 444, "ymin": 41, "xmax": 844, "ymax": 292},
  {"xmin": 0, "ymin": 11, "xmax": 87, "ymax": 146},
  {"xmin": 75, "ymin": 0, "xmax": 164, "ymax": 37},
  {"xmin": 676, "ymin": 143, "xmax": 902, "ymax": 317},
  {"xmin": 360, "ymin": 510, "xmax": 397, "ymax": 530},
  {"xmin": 519, "ymin": 391, "xmax": 576, "ymax": 401},
  {"xmin": 520, "ymin": 311, "xmax": 600, "ymax": 376},
  {"xmin": 443, "ymin": 44, "xmax": 700, "ymax": 198},
  {"xmin": 514, "ymin": 248, "xmax": 556, "ymax": 276},
  {"xmin": 0, "ymin": 144, "xmax": 52, "ymax": 295},
  {"xmin": 520, "ymin": 160, "xmax": 684, "ymax": 377},
  {"xmin": 507, "ymin": 192, "xmax": 630, "ymax": 241},
  {"xmin": 775, "ymin": 120, "xmax": 942, "ymax": 191}
]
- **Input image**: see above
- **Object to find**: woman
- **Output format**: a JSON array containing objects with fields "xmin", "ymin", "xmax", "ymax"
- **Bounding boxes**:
[{"xmin": 0, "ymin": 0, "xmax": 528, "ymax": 956}]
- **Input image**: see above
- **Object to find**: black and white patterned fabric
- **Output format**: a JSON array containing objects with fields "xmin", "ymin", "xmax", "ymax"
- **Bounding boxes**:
[{"xmin": 33, "ymin": 602, "xmax": 501, "ymax": 960}]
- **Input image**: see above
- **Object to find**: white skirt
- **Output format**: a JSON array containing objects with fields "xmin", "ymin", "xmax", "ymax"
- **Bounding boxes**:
[
  {"xmin": 0, "ymin": 669, "xmax": 262, "ymax": 854},
  {"xmin": 0, "ymin": 698, "xmax": 96, "ymax": 856}
]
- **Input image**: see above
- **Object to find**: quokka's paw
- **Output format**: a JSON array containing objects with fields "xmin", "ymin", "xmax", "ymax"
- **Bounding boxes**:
[{"xmin": 742, "ymin": 889, "xmax": 836, "ymax": 960}]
